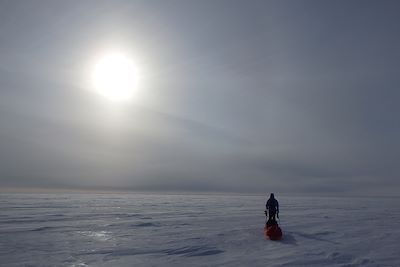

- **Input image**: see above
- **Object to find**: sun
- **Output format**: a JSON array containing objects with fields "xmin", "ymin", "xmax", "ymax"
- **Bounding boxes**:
[{"xmin": 91, "ymin": 53, "xmax": 137, "ymax": 101}]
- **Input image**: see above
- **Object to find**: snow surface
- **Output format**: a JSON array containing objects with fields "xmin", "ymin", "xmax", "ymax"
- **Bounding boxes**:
[{"xmin": 0, "ymin": 193, "xmax": 399, "ymax": 266}]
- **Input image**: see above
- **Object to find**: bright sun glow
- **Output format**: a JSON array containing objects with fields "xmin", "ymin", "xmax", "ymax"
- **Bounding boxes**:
[{"xmin": 92, "ymin": 53, "xmax": 137, "ymax": 101}]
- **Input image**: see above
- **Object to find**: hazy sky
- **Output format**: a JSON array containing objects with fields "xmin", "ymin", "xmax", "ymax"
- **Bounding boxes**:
[{"xmin": 1, "ymin": 0, "xmax": 399, "ymax": 195}]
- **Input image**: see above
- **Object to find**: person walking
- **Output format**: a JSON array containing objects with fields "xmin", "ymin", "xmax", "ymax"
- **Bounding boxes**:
[{"xmin": 265, "ymin": 193, "xmax": 279, "ymax": 222}]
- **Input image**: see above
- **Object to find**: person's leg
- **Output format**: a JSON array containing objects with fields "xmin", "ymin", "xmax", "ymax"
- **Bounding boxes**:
[{"xmin": 271, "ymin": 211, "xmax": 276, "ymax": 221}]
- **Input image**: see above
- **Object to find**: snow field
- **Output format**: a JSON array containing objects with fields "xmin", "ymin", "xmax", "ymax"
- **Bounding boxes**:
[{"xmin": 0, "ymin": 193, "xmax": 399, "ymax": 266}]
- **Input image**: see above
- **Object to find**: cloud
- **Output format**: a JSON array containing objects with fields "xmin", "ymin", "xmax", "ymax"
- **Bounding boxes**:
[{"xmin": 1, "ymin": 0, "xmax": 400, "ymax": 195}]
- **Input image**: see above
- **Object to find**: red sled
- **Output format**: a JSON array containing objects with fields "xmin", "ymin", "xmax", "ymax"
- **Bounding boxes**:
[{"xmin": 264, "ymin": 220, "xmax": 283, "ymax": 240}]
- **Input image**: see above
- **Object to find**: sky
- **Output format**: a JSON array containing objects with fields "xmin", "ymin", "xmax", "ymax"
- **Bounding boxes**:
[{"xmin": 0, "ymin": 0, "xmax": 399, "ymax": 195}]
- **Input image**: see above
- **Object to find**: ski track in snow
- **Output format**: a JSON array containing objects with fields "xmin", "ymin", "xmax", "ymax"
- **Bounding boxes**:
[{"xmin": 0, "ymin": 193, "xmax": 399, "ymax": 266}]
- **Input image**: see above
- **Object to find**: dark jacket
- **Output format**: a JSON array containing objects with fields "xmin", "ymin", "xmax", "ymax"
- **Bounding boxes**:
[{"xmin": 266, "ymin": 198, "xmax": 279, "ymax": 213}]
